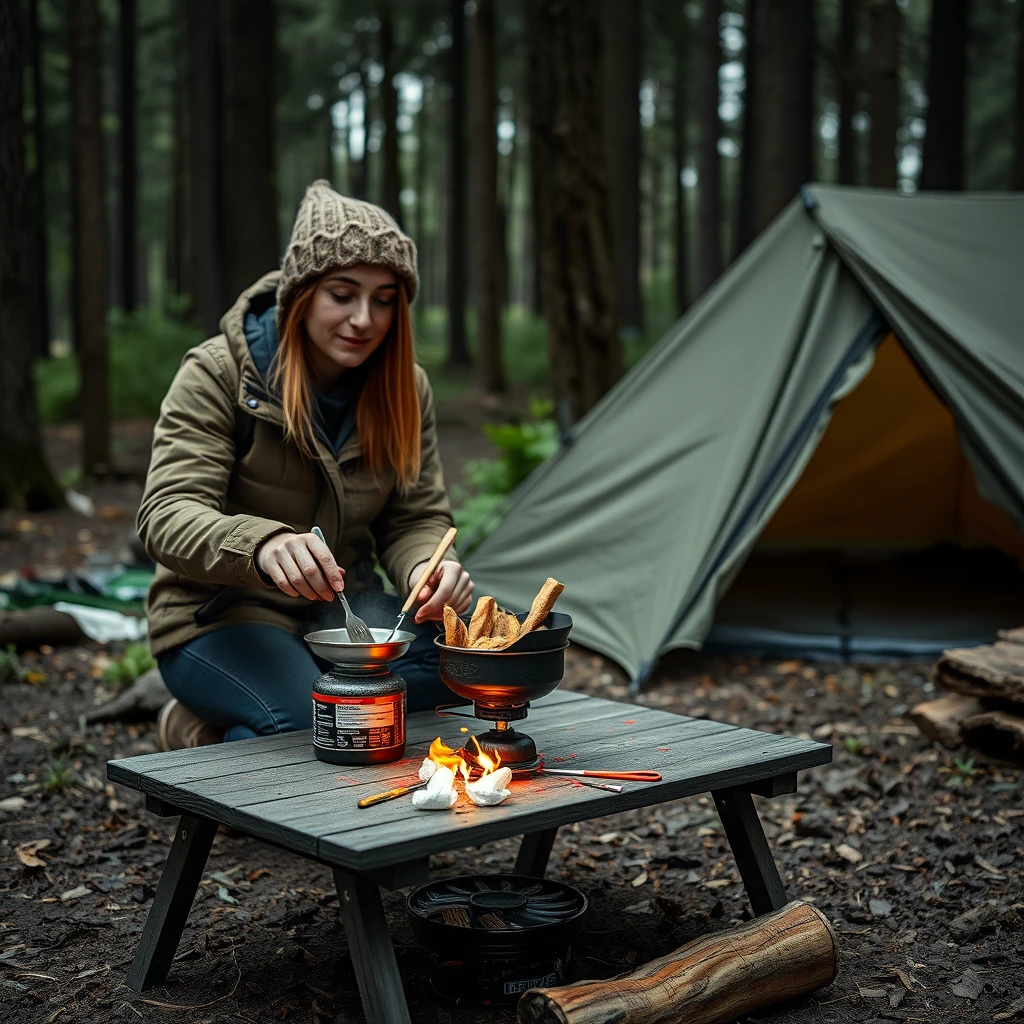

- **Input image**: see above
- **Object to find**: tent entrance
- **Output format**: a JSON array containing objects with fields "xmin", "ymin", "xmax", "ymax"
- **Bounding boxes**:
[{"xmin": 707, "ymin": 333, "xmax": 1024, "ymax": 659}]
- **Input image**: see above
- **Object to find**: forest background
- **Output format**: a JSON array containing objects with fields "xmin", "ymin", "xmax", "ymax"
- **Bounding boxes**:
[{"xmin": 1, "ymin": 0, "xmax": 1022, "ymax": 514}]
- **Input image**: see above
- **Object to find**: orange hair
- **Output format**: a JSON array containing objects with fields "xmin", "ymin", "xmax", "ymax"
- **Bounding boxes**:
[{"xmin": 271, "ymin": 278, "xmax": 421, "ymax": 492}]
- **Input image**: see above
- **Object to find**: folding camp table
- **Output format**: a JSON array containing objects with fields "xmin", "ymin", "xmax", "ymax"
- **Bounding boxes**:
[{"xmin": 107, "ymin": 689, "xmax": 831, "ymax": 1024}]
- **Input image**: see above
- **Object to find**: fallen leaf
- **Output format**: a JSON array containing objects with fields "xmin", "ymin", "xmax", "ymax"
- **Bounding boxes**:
[
  {"xmin": 631, "ymin": 871, "xmax": 648, "ymax": 887},
  {"xmin": 597, "ymin": 832, "xmax": 619, "ymax": 844},
  {"xmin": 835, "ymin": 843, "xmax": 863, "ymax": 864},
  {"xmin": 216, "ymin": 886, "xmax": 238, "ymax": 904},
  {"xmin": 15, "ymin": 839, "xmax": 50, "ymax": 868},
  {"xmin": 951, "ymin": 968, "xmax": 984, "ymax": 1001},
  {"xmin": 892, "ymin": 966, "xmax": 915, "ymax": 992},
  {"xmin": 0, "ymin": 796, "xmax": 27, "ymax": 813},
  {"xmin": 704, "ymin": 878, "xmax": 732, "ymax": 889},
  {"xmin": 247, "ymin": 868, "xmax": 270, "ymax": 883},
  {"xmin": 888, "ymin": 987, "xmax": 906, "ymax": 1009},
  {"xmin": 858, "ymin": 986, "xmax": 887, "ymax": 999},
  {"xmin": 974, "ymin": 855, "xmax": 1007, "ymax": 878},
  {"xmin": 869, "ymin": 898, "xmax": 893, "ymax": 917},
  {"xmin": 10, "ymin": 727, "xmax": 47, "ymax": 742},
  {"xmin": 60, "ymin": 885, "xmax": 91, "ymax": 903}
]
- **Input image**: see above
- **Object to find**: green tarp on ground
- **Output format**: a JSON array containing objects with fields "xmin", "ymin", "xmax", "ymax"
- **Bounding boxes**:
[{"xmin": 464, "ymin": 186, "xmax": 1024, "ymax": 685}]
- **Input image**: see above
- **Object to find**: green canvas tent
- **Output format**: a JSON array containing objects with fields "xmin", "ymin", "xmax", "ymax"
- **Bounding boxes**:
[{"xmin": 464, "ymin": 186, "xmax": 1024, "ymax": 689}]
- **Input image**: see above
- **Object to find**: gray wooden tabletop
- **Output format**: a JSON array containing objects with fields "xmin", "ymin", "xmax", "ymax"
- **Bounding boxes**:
[{"xmin": 107, "ymin": 690, "xmax": 831, "ymax": 873}]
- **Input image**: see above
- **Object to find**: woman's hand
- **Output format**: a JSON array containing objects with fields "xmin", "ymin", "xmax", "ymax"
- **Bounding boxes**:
[
  {"xmin": 256, "ymin": 532, "xmax": 345, "ymax": 602},
  {"xmin": 408, "ymin": 559, "xmax": 473, "ymax": 623}
]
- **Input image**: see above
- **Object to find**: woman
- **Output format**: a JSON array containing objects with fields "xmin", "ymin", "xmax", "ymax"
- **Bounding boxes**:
[{"xmin": 139, "ymin": 181, "xmax": 473, "ymax": 749}]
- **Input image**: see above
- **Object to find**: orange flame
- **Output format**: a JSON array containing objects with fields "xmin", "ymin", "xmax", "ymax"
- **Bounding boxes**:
[
  {"xmin": 428, "ymin": 737, "xmax": 469, "ymax": 783},
  {"xmin": 470, "ymin": 735, "xmax": 501, "ymax": 775}
]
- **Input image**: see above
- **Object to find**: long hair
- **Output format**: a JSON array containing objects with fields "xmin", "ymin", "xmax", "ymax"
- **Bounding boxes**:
[{"xmin": 271, "ymin": 277, "xmax": 421, "ymax": 492}]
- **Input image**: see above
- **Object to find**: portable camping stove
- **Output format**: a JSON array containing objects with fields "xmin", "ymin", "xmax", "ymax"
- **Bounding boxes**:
[{"xmin": 433, "ymin": 612, "xmax": 572, "ymax": 770}]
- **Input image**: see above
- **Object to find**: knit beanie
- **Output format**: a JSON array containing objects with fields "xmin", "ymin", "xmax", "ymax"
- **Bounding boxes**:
[{"xmin": 277, "ymin": 180, "xmax": 419, "ymax": 317}]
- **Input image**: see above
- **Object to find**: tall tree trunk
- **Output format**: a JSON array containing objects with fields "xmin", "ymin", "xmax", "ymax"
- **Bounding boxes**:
[
  {"xmin": 168, "ymin": 9, "xmax": 188, "ymax": 303},
  {"xmin": 379, "ymin": 4, "xmax": 402, "ymax": 224},
  {"xmin": 756, "ymin": 0, "xmax": 789, "ymax": 228},
  {"xmin": 223, "ymin": 0, "xmax": 278, "ymax": 301},
  {"xmin": 447, "ymin": 0, "xmax": 470, "ymax": 367},
  {"xmin": 186, "ymin": 0, "xmax": 225, "ymax": 335},
  {"xmin": 350, "ymin": 74, "xmax": 369, "ymax": 200},
  {"xmin": 27, "ymin": 0, "xmax": 51, "ymax": 358},
  {"xmin": 867, "ymin": 0, "xmax": 900, "ymax": 188},
  {"xmin": 673, "ymin": 51, "xmax": 689, "ymax": 316},
  {"xmin": 602, "ymin": 0, "xmax": 642, "ymax": 333},
  {"xmin": 119, "ymin": 0, "xmax": 137, "ymax": 312},
  {"xmin": 0, "ymin": 0, "xmax": 62, "ymax": 509},
  {"xmin": 414, "ymin": 85, "xmax": 428, "ymax": 265},
  {"xmin": 837, "ymin": 0, "xmax": 858, "ymax": 185},
  {"xmin": 70, "ymin": 0, "xmax": 110, "ymax": 475},
  {"xmin": 1014, "ymin": 0, "xmax": 1024, "ymax": 190},
  {"xmin": 789, "ymin": 0, "xmax": 814, "ymax": 186},
  {"xmin": 920, "ymin": 0, "xmax": 967, "ymax": 190},
  {"xmin": 471, "ymin": 0, "xmax": 505, "ymax": 394},
  {"xmin": 736, "ymin": 0, "xmax": 758, "ymax": 254},
  {"xmin": 697, "ymin": 0, "xmax": 722, "ymax": 294},
  {"xmin": 527, "ymin": 0, "xmax": 621, "ymax": 423}
]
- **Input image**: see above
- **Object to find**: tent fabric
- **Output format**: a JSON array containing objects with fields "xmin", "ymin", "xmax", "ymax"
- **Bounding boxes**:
[{"xmin": 464, "ymin": 186, "xmax": 1024, "ymax": 682}]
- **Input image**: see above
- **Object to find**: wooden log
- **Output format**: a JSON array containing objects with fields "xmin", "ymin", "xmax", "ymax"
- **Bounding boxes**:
[
  {"xmin": 0, "ymin": 607, "xmax": 87, "ymax": 650},
  {"xmin": 962, "ymin": 710, "xmax": 1024, "ymax": 763},
  {"xmin": 909, "ymin": 695, "xmax": 984, "ymax": 749},
  {"xmin": 517, "ymin": 900, "xmax": 838, "ymax": 1024},
  {"xmin": 934, "ymin": 641, "xmax": 1024, "ymax": 708}
]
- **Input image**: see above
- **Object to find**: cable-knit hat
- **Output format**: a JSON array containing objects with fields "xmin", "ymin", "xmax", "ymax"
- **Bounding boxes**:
[{"xmin": 277, "ymin": 180, "xmax": 419, "ymax": 316}]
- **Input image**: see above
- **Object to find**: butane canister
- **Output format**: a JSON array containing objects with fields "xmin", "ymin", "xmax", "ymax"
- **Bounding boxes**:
[{"xmin": 312, "ymin": 668, "xmax": 407, "ymax": 765}]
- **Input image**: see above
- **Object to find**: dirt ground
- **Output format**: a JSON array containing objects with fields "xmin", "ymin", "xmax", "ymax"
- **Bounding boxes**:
[{"xmin": 0, "ymin": 423, "xmax": 1021, "ymax": 1023}]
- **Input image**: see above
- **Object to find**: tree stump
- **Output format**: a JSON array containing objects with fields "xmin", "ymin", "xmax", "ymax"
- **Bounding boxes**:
[
  {"xmin": 517, "ymin": 900, "xmax": 838, "ymax": 1024},
  {"xmin": 933, "ymin": 641, "xmax": 1024, "ymax": 708},
  {"xmin": 909, "ymin": 695, "xmax": 984, "ymax": 749}
]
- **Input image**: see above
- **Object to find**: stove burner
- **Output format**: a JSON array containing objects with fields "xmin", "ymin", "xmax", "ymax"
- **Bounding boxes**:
[{"xmin": 433, "ymin": 629, "xmax": 571, "ymax": 771}]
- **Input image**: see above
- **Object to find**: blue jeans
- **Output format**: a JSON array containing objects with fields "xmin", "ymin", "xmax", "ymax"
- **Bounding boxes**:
[{"xmin": 158, "ymin": 595, "xmax": 451, "ymax": 742}]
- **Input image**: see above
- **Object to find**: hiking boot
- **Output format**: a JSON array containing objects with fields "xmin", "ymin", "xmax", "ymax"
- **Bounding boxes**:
[{"xmin": 157, "ymin": 699, "xmax": 222, "ymax": 751}]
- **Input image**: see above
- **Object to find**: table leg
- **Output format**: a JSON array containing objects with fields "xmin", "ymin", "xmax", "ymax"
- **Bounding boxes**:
[
  {"xmin": 712, "ymin": 787, "xmax": 788, "ymax": 916},
  {"xmin": 333, "ymin": 869, "xmax": 412, "ymax": 1024},
  {"xmin": 514, "ymin": 827, "xmax": 559, "ymax": 877},
  {"xmin": 126, "ymin": 813, "xmax": 219, "ymax": 991}
]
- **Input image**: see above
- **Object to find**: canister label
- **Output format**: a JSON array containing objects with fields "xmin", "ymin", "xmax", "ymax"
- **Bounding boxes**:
[{"xmin": 312, "ymin": 693, "xmax": 406, "ymax": 751}]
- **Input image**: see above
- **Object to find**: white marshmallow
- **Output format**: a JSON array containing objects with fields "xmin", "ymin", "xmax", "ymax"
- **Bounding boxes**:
[
  {"xmin": 412, "ymin": 765, "xmax": 458, "ymax": 810},
  {"xmin": 418, "ymin": 758, "xmax": 437, "ymax": 782},
  {"xmin": 466, "ymin": 766, "xmax": 512, "ymax": 807}
]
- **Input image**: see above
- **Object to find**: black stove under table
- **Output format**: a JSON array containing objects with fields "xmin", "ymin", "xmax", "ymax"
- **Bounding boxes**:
[{"xmin": 106, "ymin": 689, "xmax": 832, "ymax": 1024}]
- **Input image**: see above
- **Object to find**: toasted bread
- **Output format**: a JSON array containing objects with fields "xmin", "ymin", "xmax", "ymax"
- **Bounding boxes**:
[
  {"xmin": 520, "ymin": 578, "xmax": 564, "ymax": 634},
  {"xmin": 443, "ymin": 605, "xmax": 469, "ymax": 647},
  {"xmin": 467, "ymin": 595, "xmax": 497, "ymax": 645}
]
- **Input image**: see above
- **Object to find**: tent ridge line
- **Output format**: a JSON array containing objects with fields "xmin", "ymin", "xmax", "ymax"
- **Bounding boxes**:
[{"xmin": 628, "ymin": 309, "xmax": 888, "ymax": 696}]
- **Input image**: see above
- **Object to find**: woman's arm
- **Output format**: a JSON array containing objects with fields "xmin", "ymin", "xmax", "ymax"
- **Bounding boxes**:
[{"xmin": 136, "ymin": 343, "xmax": 292, "ymax": 587}]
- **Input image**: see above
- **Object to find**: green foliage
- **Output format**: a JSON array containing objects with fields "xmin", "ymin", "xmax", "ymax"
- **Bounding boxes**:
[
  {"xmin": 103, "ymin": 642, "xmax": 156, "ymax": 690},
  {"xmin": 946, "ymin": 756, "xmax": 979, "ymax": 788},
  {"xmin": 450, "ymin": 399, "xmax": 559, "ymax": 539},
  {"xmin": 36, "ymin": 304, "xmax": 204, "ymax": 424},
  {"xmin": 843, "ymin": 735, "xmax": 865, "ymax": 757},
  {"xmin": 0, "ymin": 644, "xmax": 26, "ymax": 685},
  {"xmin": 42, "ymin": 754, "xmax": 76, "ymax": 793}
]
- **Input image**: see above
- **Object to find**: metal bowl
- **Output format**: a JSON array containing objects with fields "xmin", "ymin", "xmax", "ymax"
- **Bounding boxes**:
[
  {"xmin": 304, "ymin": 627, "xmax": 415, "ymax": 670},
  {"xmin": 434, "ymin": 638, "xmax": 568, "ymax": 706}
]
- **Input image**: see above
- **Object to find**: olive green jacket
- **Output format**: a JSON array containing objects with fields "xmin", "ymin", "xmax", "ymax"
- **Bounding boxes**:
[{"xmin": 138, "ymin": 273, "xmax": 457, "ymax": 656}]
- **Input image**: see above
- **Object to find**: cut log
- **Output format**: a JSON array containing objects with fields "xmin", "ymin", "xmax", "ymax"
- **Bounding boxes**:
[
  {"xmin": 517, "ymin": 900, "xmax": 837, "ymax": 1024},
  {"xmin": 962, "ymin": 710, "xmax": 1024, "ymax": 763},
  {"xmin": 909, "ymin": 695, "xmax": 984, "ymax": 749},
  {"xmin": 0, "ymin": 608, "xmax": 87, "ymax": 651},
  {"xmin": 934, "ymin": 641, "xmax": 1024, "ymax": 708}
]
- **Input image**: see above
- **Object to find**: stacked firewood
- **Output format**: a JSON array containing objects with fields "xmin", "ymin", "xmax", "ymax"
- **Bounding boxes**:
[{"xmin": 911, "ymin": 627, "xmax": 1024, "ymax": 762}]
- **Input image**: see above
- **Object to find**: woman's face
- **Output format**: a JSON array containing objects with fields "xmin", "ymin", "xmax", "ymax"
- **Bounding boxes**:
[{"xmin": 303, "ymin": 264, "xmax": 398, "ymax": 388}]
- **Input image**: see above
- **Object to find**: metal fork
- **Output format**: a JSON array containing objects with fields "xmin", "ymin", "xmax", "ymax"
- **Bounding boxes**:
[{"xmin": 311, "ymin": 527, "xmax": 374, "ymax": 643}]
